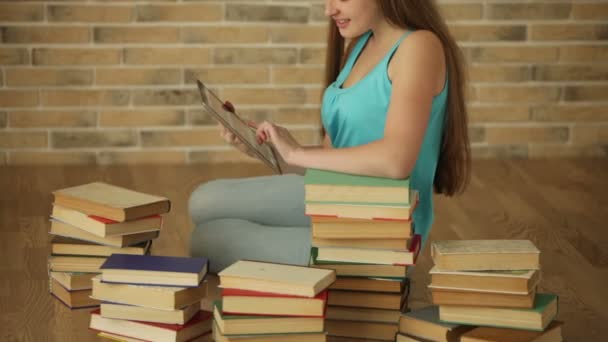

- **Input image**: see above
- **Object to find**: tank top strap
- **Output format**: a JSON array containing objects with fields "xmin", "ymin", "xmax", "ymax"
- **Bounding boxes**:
[
  {"xmin": 384, "ymin": 29, "xmax": 415, "ymax": 64},
  {"xmin": 336, "ymin": 30, "xmax": 373, "ymax": 85}
]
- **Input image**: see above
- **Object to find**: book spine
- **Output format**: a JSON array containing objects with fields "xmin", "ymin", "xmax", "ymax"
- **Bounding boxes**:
[{"xmin": 221, "ymin": 310, "xmax": 325, "ymax": 319}]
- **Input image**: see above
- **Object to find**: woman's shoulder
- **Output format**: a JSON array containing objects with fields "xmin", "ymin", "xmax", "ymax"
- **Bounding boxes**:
[
  {"xmin": 391, "ymin": 29, "xmax": 446, "ymax": 78},
  {"xmin": 399, "ymin": 29, "xmax": 444, "ymax": 59},
  {"xmin": 387, "ymin": 29, "xmax": 447, "ymax": 96}
]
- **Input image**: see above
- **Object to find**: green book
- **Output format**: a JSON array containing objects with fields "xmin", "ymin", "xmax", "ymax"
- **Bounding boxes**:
[
  {"xmin": 305, "ymin": 168, "xmax": 410, "ymax": 187},
  {"xmin": 403, "ymin": 305, "xmax": 461, "ymax": 328},
  {"xmin": 304, "ymin": 168, "xmax": 412, "ymax": 206},
  {"xmin": 399, "ymin": 306, "xmax": 472, "ymax": 342},
  {"xmin": 439, "ymin": 293, "xmax": 559, "ymax": 331}
]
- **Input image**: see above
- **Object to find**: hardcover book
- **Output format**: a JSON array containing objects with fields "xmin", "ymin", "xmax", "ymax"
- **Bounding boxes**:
[
  {"xmin": 431, "ymin": 240, "xmax": 540, "ymax": 271},
  {"xmin": 53, "ymin": 182, "xmax": 170, "ymax": 222},
  {"xmin": 90, "ymin": 309, "xmax": 212, "ymax": 342},
  {"xmin": 439, "ymin": 293, "xmax": 558, "ymax": 331},
  {"xmin": 52, "ymin": 204, "xmax": 162, "ymax": 237},
  {"xmin": 100, "ymin": 254, "xmax": 208, "ymax": 287},
  {"xmin": 213, "ymin": 300, "xmax": 324, "ymax": 335},
  {"xmin": 92, "ymin": 275, "xmax": 207, "ymax": 310},
  {"xmin": 218, "ymin": 260, "xmax": 335, "ymax": 297},
  {"xmin": 304, "ymin": 168, "xmax": 411, "ymax": 205},
  {"xmin": 399, "ymin": 306, "xmax": 472, "ymax": 342},
  {"xmin": 315, "ymin": 234, "xmax": 421, "ymax": 266},
  {"xmin": 221, "ymin": 288, "xmax": 327, "ymax": 317}
]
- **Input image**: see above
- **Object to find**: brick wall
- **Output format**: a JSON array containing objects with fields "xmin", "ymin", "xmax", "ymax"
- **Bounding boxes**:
[{"xmin": 0, "ymin": 0, "xmax": 606, "ymax": 165}]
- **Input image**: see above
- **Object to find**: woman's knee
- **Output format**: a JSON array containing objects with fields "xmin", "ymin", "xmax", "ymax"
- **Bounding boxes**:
[
  {"xmin": 189, "ymin": 222, "xmax": 217, "ymax": 273},
  {"xmin": 189, "ymin": 220, "xmax": 241, "ymax": 274},
  {"xmin": 188, "ymin": 179, "xmax": 230, "ymax": 225},
  {"xmin": 189, "ymin": 222, "xmax": 209, "ymax": 257}
]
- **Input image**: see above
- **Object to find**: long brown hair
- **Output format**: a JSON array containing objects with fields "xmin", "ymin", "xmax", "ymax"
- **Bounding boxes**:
[{"xmin": 323, "ymin": 0, "xmax": 471, "ymax": 197}]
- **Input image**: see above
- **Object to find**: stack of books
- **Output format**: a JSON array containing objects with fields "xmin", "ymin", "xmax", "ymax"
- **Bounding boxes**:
[
  {"xmin": 213, "ymin": 260, "xmax": 336, "ymax": 341},
  {"xmin": 396, "ymin": 240, "xmax": 564, "ymax": 341},
  {"xmin": 304, "ymin": 168, "xmax": 421, "ymax": 341},
  {"xmin": 90, "ymin": 254, "xmax": 212, "ymax": 341},
  {"xmin": 48, "ymin": 182, "xmax": 170, "ymax": 309}
]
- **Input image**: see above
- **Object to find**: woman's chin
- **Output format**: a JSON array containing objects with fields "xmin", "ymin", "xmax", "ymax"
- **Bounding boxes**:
[{"xmin": 338, "ymin": 26, "xmax": 368, "ymax": 39}]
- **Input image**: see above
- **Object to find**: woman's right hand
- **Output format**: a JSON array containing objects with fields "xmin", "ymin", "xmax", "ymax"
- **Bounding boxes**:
[{"xmin": 218, "ymin": 101, "xmax": 257, "ymax": 157}]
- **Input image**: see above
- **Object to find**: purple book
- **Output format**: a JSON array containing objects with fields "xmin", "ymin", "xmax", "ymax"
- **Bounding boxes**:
[{"xmin": 100, "ymin": 254, "xmax": 209, "ymax": 287}]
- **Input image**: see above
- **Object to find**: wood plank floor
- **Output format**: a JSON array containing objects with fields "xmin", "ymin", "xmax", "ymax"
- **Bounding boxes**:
[{"xmin": 0, "ymin": 160, "xmax": 606, "ymax": 342}]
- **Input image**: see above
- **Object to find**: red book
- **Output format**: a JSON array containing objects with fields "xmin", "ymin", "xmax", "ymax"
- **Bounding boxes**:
[
  {"xmin": 90, "ymin": 309, "xmax": 212, "ymax": 342},
  {"xmin": 400, "ymin": 233, "xmax": 421, "ymax": 266},
  {"xmin": 220, "ymin": 288, "xmax": 328, "ymax": 318},
  {"xmin": 90, "ymin": 214, "xmax": 151, "ymax": 224}
]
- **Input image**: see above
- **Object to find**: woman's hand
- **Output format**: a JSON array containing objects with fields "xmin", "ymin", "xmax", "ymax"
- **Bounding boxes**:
[
  {"xmin": 256, "ymin": 121, "xmax": 302, "ymax": 164},
  {"xmin": 218, "ymin": 101, "xmax": 257, "ymax": 158}
]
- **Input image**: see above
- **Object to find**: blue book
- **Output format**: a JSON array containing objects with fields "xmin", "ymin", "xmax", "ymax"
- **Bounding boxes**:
[{"xmin": 100, "ymin": 254, "xmax": 208, "ymax": 287}]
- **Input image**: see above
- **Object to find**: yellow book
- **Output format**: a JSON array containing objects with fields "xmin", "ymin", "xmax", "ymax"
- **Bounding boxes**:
[
  {"xmin": 431, "ymin": 287, "xmax": 536, "ymax": 309},
  {"xmin": 100, "ymin": 302, "xmax": 199, "ymax": 325},
  {"xmin": 326, "ymin": 306, "xmax": 401, "ymax": 323},
  {"xmin": 439, "ymin": 293, "xmax": 558, "ymax": 331},
  {"xmin": 429, "ymin": 267, "xmax": 540, "ymax": 295},
  {"xmin": 460, "ymin": 321, "xmax": 563, "ymax": 342},
  {"xmin": 53, "ymin": 182, "xmax": 170, "ymax": 222},
  {"xmin": 51, "ymin": 236, "xmax": 151, "ymax": 257},
  {"xmin": 326, "ymin": 320, "xmax": 398, "ymax": 341},
  {"xmin": 50, "ymin": 219, "xmax": 159, "ymax": 248},
  {"xmin": 218, "ymin": 260, "xmax": 335, "ymax": 297},
  {"xmin": 91, "ymin": 275, "xmax": 207, "ymax": 311},
  {"xmin": 431, "ymin": 240, "xmax": 540, "ymax": 271},
  {"xmin": 311, "ymin": 215, "xmax": 412, "ymax": 239},
  {"xmin": 212, "ymin": 322, "xmax": 326, "ymax": 342},
  {"xmin": 213, "ymin": 301, "xmax": 323, "ymax": 335}
]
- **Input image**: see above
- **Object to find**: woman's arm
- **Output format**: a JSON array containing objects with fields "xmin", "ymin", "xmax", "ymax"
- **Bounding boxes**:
[
  {"xmin": 219, "ymin": 101, "xmax": 333, "ymax": 176},
  {"xmin": 279, "ymin": 133, "xmax": 333, "ymax": 175},
  {"xmin": 286, "ymin": 31, "xmax": 445, "ymax": 179}
]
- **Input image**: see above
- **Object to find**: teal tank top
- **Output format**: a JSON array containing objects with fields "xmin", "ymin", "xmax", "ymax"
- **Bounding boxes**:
[{"xmin": 321, "ymin": 29, "xmax": 448, "ymax": 244}]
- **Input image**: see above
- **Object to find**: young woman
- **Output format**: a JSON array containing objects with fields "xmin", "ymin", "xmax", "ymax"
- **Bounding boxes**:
[{"xmin": 189, "ymin": 0, "xmax": 470, "ymax": 273}]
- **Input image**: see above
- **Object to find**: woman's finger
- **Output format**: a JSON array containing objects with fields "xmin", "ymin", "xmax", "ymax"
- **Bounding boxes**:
[
  {"xmin": 226, "ymin": 131, "xmax": 235, "ymax": 141},
  {"xmin": 222, "ymin": 100, "xmax": 235, "ymax": 113},
  {"xmin": 262, "ymin": 121, "xmax": 276, "ymax": 139},
  {"xmin": 256, "ymin": 122, "xmax": 269, "ymax": 144}
]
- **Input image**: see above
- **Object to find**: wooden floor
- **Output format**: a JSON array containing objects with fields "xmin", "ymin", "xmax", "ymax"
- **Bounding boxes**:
[{"xmin": 0, "ymin": 160, "xmax": 606, "ymax": 342}]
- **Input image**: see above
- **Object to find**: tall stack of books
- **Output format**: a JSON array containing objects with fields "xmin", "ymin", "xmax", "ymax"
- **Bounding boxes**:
[
  {"xmin": 396, "ymin": 240, "xmax": 564, "ymax": 341},
  {"xmin": 90, "ymin": 254, "xmax": 212, "ymax": 341},
  {"xmin": 304, "ymin": 168, "xmax": 421, "ymax": 341},
  {"xmin": 48, "ymin": 182, "xmax": 170, "ymax": 309},
  {"xmin": 213, "ymin": 260, "xmax": 336, "ymax": 341}
]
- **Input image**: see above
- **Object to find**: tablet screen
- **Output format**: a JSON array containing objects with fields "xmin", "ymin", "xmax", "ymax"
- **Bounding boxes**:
[{"xmin": 196, "ymin": 80, "xmax": 281, "ymax": 174}]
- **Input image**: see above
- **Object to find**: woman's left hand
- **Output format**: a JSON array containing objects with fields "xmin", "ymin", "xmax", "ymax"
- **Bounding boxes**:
[{"xmin": 256, "ymin": 121, "xmax": 302, "ymax": 164}]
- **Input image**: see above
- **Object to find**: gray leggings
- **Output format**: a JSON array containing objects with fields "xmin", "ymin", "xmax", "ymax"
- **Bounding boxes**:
[{"xmin": 188, "ymin": 174, "xmax": 311, "ymax": 274}]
